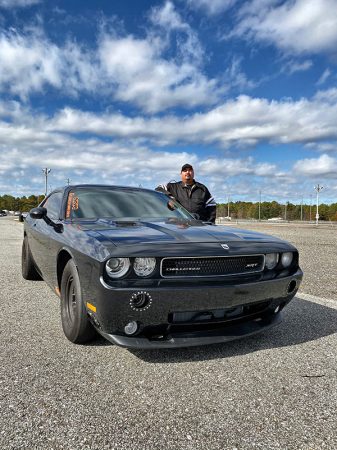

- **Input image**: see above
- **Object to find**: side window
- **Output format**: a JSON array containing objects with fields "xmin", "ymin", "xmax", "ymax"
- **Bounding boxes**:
[{"xmin": 43, "ymin": 192, "xmax": 63, "ymax": 220}]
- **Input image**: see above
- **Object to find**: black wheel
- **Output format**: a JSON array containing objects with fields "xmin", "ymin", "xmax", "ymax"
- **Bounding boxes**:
[
  {"xmin": 60, "ymin": 259, "xmax": 96, "ymax": 344},
  {"xmin": 21, "ymin": 236, "xmax": 41, "ymax": 280}
]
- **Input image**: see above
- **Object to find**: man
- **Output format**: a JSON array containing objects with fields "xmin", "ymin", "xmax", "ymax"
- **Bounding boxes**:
[{"xmin": 156, "ymin": 163, "xmax": 216, "ymax": 223}]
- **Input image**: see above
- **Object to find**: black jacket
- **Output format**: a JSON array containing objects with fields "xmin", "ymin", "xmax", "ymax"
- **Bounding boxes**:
[{"xmin": 156, "ymin": 181, "xmax": 216, "ymax": 223}]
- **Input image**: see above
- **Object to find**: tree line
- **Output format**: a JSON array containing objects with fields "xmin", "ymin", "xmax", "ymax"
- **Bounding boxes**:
[
  {"xmin": 217, "ymin": 200, "xmax": 337, "ymax": 221},
  {"xmin": 1, "ymin": 194, "xmax": 337, "ymax": 221},
  {"xmin": 0, "ymin": 194, "xmax": 45, "ymax": 212}
]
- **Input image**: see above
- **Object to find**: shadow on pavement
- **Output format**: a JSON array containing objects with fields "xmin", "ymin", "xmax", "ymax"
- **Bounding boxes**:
[{"xmin": 128, "ymin": 296, "xmax": 337, "ymax": 363}]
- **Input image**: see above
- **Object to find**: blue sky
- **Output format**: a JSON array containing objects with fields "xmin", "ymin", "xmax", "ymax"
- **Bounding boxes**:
[{"xmin": 0, "ymin": 0, "xmax": 337, "ymax": 204}]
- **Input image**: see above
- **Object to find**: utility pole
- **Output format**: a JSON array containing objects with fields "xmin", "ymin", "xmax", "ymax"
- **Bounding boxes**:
[
  {"xmin": 284, "ymin": 201, "xmax": 287, "ymax": 221},
  {"xmin": 227, "ymin": 194, "xmax": 230, "ymax": 219},
  {"xmin": 42, "ymin": 168, "xmax": 51, "ymax": 197},
  {"xmin": 314, "ymin": 184, "xmax": 324, "ymax": 226},
  {"xmin": 66, "ymin": 178, "xmax": 71, "ymax": 186},
  {"xmin": 300, "ymin": 196, "xmax": 303, "ymax": 221},
  {"xmin": 309, "ymin": 194, "xmax": 313, "ymax": 222},
  {"xmin": 258, "ymin": 190, "xmax": 261, "ymax": 221}
]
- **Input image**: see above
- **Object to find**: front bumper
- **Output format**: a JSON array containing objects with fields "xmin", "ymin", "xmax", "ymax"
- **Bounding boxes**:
[
  {"xmin": 97, "ymin": 312, "xmax": 282, "ymax": 348},
  {"xmin": 86, "ymin": 269, "xmax": 302, "ymax": 349}
]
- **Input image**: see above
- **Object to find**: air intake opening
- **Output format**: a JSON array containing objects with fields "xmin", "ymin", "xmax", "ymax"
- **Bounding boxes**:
[{"xmin": 287, "ymin": 280, "xmax": 297, "ymax": 294}]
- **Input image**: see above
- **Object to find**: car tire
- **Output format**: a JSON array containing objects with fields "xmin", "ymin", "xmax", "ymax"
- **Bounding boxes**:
[
  {"xmin": 60, "ymin": 259, "xmax": 96, "ymax": 344},
  {"xmin": 22, "ymin": 236, "xmax": 41, "ymax": 280}
]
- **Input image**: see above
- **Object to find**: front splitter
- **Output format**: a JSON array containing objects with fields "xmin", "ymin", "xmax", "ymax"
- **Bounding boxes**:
[{"xmin": 96, "ymin": 312, "xmax": 282, "ymax": 349}]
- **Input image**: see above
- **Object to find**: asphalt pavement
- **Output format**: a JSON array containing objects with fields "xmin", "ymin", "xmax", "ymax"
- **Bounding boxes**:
[
  {"xmin": 0, "ymin": 217, "xmax": 336, "ymax": 450},
  {"xmin": 220, "ymin": 221, "xmax": 337, "ymax": 301}
]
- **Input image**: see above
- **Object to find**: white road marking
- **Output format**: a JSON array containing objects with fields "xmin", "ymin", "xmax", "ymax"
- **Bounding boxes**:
[{"xmin": 296, "ymin": 292, "xmax": 337, "ymax": 308}]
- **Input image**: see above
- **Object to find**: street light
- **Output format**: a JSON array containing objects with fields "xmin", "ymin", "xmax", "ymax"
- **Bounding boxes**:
[
  {"xmin": 258, "ymin": 190, "xmax": 261, "ymax": 221},
  {"xmin": 300, "ymin": 196, "xmax": 303, "ymax": 221},
  {"xmin": 314, "ymin": 184, "xmax": 324, "ymax": 226},
  {"xmin": 227, "ymin": 193, "xmax": 230, "ymax": 219},
  {"xmin": 42, "ymin": 168, "xmax": 51, "ymax": 197}
]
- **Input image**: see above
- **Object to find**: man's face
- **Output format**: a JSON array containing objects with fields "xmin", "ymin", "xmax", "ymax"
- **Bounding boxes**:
[{"xmin": 181, "ymin": 167, "xmax": 194, "ymax": 184}]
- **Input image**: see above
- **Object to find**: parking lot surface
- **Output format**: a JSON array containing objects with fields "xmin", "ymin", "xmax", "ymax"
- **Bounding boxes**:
[
  {"xmin": 0, "ymin": 217, "xmax": 336, "ymax": 450},
  {"xmin": 223, "ymin": 221, "xmax": 337, "ymax": 301}
]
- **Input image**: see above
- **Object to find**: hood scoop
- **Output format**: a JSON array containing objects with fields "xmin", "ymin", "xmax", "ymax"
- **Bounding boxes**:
[{"xmin": 114, "ymin": 221, "xmax": 142, "ymax": 228}]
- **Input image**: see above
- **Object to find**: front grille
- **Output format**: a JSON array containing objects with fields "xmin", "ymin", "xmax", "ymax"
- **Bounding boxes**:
[{"xmin": 160, "ymin": 255, "xmax": 265, "ymax": 278}]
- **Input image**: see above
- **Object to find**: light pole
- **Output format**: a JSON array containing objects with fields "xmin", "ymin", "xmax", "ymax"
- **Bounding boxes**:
[
  {"xmin": 314, "ymin": 184, "xmax": 324, "ymax": 226},
  {"xmin": 309, "ymin": 194, "xmax": 312, "ymax": 222},
  {"xmin": 258, "ymin": 190, "xmax": 261, "ymax": 221},
  {"xmin": 300, "ymin": 196, "xmax": 303, "ymax": 221},
  {"xmin": 227, "ymin": 193, "xmax": 230, "ymax": 219},
  {"xmin": 284, "ymin": 201, "xmax": 287, "ymax": 221},
  {"xmin": 42, "ymin": 168, "xmax": 51, "ymax": 197}
]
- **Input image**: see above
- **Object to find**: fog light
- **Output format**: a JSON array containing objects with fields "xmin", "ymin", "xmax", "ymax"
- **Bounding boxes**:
[
  {"xmin": 124, "ymin": 321, "xmax": 139, "ymax": 335},
  {"xmin": 274, "ymin": 306, "xmax": 280, "ymax": 313}
]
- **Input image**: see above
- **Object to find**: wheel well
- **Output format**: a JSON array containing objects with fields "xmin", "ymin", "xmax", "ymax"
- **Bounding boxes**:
[{"xmin": 57, "ymin": 250, "xmax": 72, "ymax": 290}]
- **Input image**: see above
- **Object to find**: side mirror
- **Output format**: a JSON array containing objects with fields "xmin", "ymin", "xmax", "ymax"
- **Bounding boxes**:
[{"xmin": 29, "ymin": 207, "xmax": 47, "ymax": 220}]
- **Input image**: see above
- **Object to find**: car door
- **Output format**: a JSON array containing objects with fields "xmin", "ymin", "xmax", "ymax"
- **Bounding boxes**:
[{"xmin": 28, "ymin": 191, "xmax": 64, "ymax": 283}]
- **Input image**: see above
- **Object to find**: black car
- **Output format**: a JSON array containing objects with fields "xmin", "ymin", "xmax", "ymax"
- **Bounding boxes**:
[{"xmin": 22, "ymin": 185, "xmax": 303, "ymax": 349}]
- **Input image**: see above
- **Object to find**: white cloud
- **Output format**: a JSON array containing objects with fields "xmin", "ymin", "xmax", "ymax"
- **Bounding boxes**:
[
  {"xmin": 186, "ymin": 0, "xmax": 237, "ymax": 15},
  {"xmin": 150, "ymin": 1, "xmax": 188, "ymax": 31},
  {"xmin": 98, "ymin": 32, "xmax": 219, "ymax": 113},
  {"xmin": 97, "ymin": 2, "xmax": 219, "ymax": 112},
  {"xmin": 225, "ymin": 56, "xmax": 258, "ymax": 90},
  {"xmin": 316, "ymin": 68, "xmax": 331, "ymax": 86},
  {"xmin": 293, "ymin": 154, "xmax": 337, "ymax": 177},
  {"xmin": 0, "ymin": 6, "xmax": 222, "ymax": 112},
  {"xmin": 0, "ymin": 30, "xmax": 62, "ymax": 98},
  {"xmin": 149, "ymin": 1, "xmax": 205, "ymax": 64},
  {"xmin": 313, "ymin": 87, "xmax": 337, "ymax": 103},
  {"xmin": 233, "ymin": 0, "xmax": 337, "ymax": 55},
  {"xmin": 2, "ymin": 86, "xmax": 337, "ymax": 197},
  {"xmin": 0, "ymin": 122, "xmax": 284, "ymax": 200},
  {"xmin": 0, "ymin": 0, "xmax": 40, "ymax": 8},
  {"xmin": 2, "ymin": 102, "xmax": 337, "ymax": 199},
  {"xmin": 48, "ymin": 91, "xmax": 337, "ymax": 148},
  {"xmin": 199, "ymin": 157, "xmax": 276, "ymax": 177},
  {"xmin": 305, "ymin": 142, "xmax": 337, "ymax": 153},
  {"xmin": 283, "ymin": 59, "xmax": 313, "ymax": 75},
  {"xmin": 0, "ymin": 29, "xmax": 102, "ymax": 99}
]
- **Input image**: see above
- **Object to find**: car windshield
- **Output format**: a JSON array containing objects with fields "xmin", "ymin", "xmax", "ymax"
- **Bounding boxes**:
[{"xmin": 66, "ymin": 187, "xmax": 194, "ymax": 221}]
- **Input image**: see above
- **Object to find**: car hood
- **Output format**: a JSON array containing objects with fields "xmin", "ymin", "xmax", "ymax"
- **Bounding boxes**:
[{"xmin": 78, "ymin": 219, "xmax": 283, "ymax": 246}]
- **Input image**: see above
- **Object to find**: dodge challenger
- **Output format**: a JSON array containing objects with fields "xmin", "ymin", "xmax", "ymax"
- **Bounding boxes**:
[{"xmin": 22, "ymin": 185, "xmax": 303, "ymax": 348}]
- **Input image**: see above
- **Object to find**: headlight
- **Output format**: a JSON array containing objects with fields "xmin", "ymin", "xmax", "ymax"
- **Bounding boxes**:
[
  {"xmin": 133, "ymin": 257, "xmax": 156, "ymax": 277},
  {"xmin": 105, "ymin": 258, "xmax": 130, "ymax": 278},
  {"xmin": 265, "ymin": 253, "xmax": 279, "ymax": 270},
  {"xmin": 281, "ymin": 252, "xmax": 293, "ymax": 267}
]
